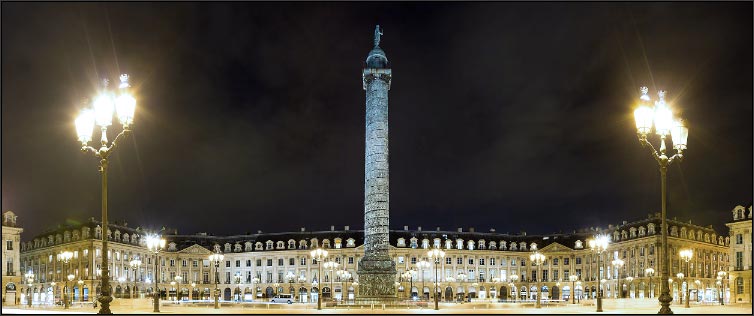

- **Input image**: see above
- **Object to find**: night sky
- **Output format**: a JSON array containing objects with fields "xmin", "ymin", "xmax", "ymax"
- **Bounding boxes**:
[{"xmin": 2, "ymin": 3, "xmax": 751, "ymax": 239}]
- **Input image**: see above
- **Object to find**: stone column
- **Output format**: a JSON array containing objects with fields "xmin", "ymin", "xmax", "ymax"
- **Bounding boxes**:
[{"xmin": 357, "ymin": 25, "xmax": 397, "ymax": 298}]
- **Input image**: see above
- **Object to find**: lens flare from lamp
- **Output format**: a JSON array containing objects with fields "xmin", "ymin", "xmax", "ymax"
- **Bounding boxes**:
[
  {"xmin": 634, "ymin": 106, "xmax": 653, "ymax": 135},
  {"xmin": 671, "ymin": 119, "xmax": 688, "ymax": 150},
  {"xmin": 75, "ymin": 109, "xmax": 95, "ymax": 144},
  {"xmin": 116, "ymin": 93, "xmax": 136, "ymax": 126},
  {"xmin": 94, "ymin": 93, "xmax": 115, "ymax": 127}
]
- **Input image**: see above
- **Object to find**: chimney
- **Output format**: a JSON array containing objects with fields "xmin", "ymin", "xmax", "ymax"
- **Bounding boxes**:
[
  {"xmin": 257, "ymin": 230, "xmax": 262, "ymax": 234},
  {"xmin": 469, "ymin": 227, "xmax": 475, "ymax": 233},
  {"xmin": 330, "ymin": 225, "xmax": 335, "ymax": 231},
  {"xmin": 457, "ymin": 228, "xmax": 463, "ymax": 233},
  {"xmin": 301, "ymin": 227, "xmax": 305, "ymax": 232},
  {"xmin": 418, "ymin": 226, "xmax": 422, "ymax": 231},
  {"xmin": 404, "ymin": 226, "xmax": 409, "ymax": 231},
  {"xmin": 436, "ymin": 227, "xmax": 440, "ymax": 231},
  {"xmin": 345, "ymin": 226, "xmax": 349, "ymax": 231}
]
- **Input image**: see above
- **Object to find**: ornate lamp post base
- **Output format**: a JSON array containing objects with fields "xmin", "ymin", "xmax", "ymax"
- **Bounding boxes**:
[{"xmin": 97, "ymin": 294, "xmax": 113, "ymax": 314}]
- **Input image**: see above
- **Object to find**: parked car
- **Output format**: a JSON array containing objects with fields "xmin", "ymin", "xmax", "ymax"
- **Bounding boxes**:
[{"xmin": 270, "ymin": 293, "xmax": 293, "ymax": 304}]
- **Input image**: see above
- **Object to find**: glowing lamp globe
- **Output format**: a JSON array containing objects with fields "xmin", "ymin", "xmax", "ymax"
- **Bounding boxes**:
[{"xmin": 671, "ymin": 119, "xmax": 688, "ymax": 151}]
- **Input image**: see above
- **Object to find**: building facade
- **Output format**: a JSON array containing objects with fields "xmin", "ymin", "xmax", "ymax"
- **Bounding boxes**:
[
  {"xmin": 726, "ymin": 205, "xmax": 752, "ymax": 304},
  {"xmin": 2, "ymin": 211, "xmax": 23, "ymax": 306},
  {"xmin": 18, "ymin": 212, "xmax": 732, "ymax": 306}
]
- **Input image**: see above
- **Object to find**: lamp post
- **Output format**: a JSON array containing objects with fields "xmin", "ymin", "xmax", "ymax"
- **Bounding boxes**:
[
  {"xmin": 309, "ymin": 248, "xmax": 328, "ymax": 310},
  {"xmin": 252, "ymin": 277, "xmax": 260, "ymax": 302},
  {"xmin": 612, "ymin": 259, "xmax": 624, "ymax": 298},
  {"xmin": 716, "ymin": 278, "xmax": 722, "ymax": 305},
  {"xmin": 529, "ymin": 252, "xmax": 545, "ymax": 309},
  {"xmin": 25, "ymin": 271, "xmax": 34, "ymax": 307},
  {"xmin": 77, "ymin": 279, "xmax": 84, "ymax": 302},
  {"xmin": 57, "ymin": 251, "xmax": 73, "ymax": 309},
  {"xmin": 175, "ymin": 276, "xmax": 183, "ymax": 301},
  {"xmin": 416, "ymin": 260, "xmax": 431, "ymax": 301},
  {"xmin": 575, "ymin": 281, "xmax": 582, "ymax": 304},
  {"xmin": 510, "ymin": 275, "xmax": 518, "ymax": 303},
  {"xmin": 233, "ymin": 273, "xmax": 242, "ymax": 302},
  {"xmin": 191, "ymin": 282, "xmax": 196, "ymax": 301},
  {"xmin": 336, "ymin": 270, "xmax": 351, "ymax": 302},
  {"xmin": 589, "ymin": 235, "xmax": 609, "ymax": 312},
  {"xmin": 633, "ymin": 86, "xmax": 688, "ymax": 315},
  {"xmin": 50, "ymin": 282, "xmax": 57, "ymax": 306},
  {"xmin": 680, "ymin": 249, "xmax": 693, "ymax": 308},
  {"xmin": 401, "ymin": 270, "xmax": 413, "ymax": 300},
  {"xmin": 676, "ymin": 273, "xmax": 685, "ymax": 306},
  {"xmin": 323, "ymin": 260, "xmax": 339, "ymax": 302},
  {"xmin": 208, "ymin": 249, "xmax": 224, "ymax": 309},
  {"xmin": 146, "ymin": 234, "xmax": 166, "ymax": 312},
  {"xmin": 118, "ymin": 276, "xmax": 126, "ymax": 299},
  {"xmin": 427, "ymin": 248, "xmax": 445, "ymax": 310},
  {"xmin": 694, "ymin": 280, "xmax": 701, "ymax": 303},
  {"xmin": 491, "ymin": 277, "xmax": 500, "ymax": 303},
  {"xmin": 75, "ymin": 74, "xmax": 137, "ymax": 315},
  {"xmin": 129, "ymin": 257, "xmax": 142, "ymax": 303},
  {"xmin": 569, "ymin": 275, "xmax": 578, "ymax": 304},
  {"xmin": 645, "ymin": 267, "xmax": 655, "ymax": 299},
  {"xmin": 66, "ymin": 274, "xmax": 75, "ymax": 308},
  {"xmin": 717, "ymin": 271, "xmax": 727, "ymax": 305},
  {"xmin": 625, "ymin": 277, "xmax": 634, "ymax": 299}
]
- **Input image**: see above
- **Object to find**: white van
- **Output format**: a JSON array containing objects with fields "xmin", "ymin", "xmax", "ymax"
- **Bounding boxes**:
[{"xmin": 270, "ymin": 293, "xmax": 293, "ymax": 304}]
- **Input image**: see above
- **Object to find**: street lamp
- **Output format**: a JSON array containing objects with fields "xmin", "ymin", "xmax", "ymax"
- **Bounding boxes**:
[
  {"xmin": 25, "ymin": 270, "xmax": 34, "ymax": 307},
  {"xmin": 694, "ymin": 280, "xmax": 701, "ymax": 303},
  {"xmin": 309, "ymin": 248, "xmax": 328, "ymax": 310},
  {"xmin": 191, "ymin": 282, "xmax": 196, "ymax": 301},
  {"xmin": 509, "ymin": 274, "xmax": 519, "ymax": 303},
  {"xmin": 676, "ymin": 273, "xmax": 685, "ymax": 306},
  {"xmin": 717, "ymin": 271, "xmax": 727, "ymax": 305},
  {"xmin": 336, "ymin": 270, "xmax": 351, "ymax": 302},
  {"xmin": 588, "ymin": 235, "xmax": 609, "ymax": 312},
  {"xmin": 611, "ymin": 259, "xmax": 624, "ymax": 298},
  {"xmin": 680, "ymin": 249, "xmax": 693, "ymax": 308},
  {"xmin": 175, "ymin": 275, "xmax": 183, "ymax": 301},
  {"xmin": 67, "ymin": 274, "xmax": 75, "ymax": 308},
  {"xmin": 57, "ymin": 251, "xmax": 73, "ymax": 309},
  {"xmin": 633, "ymin": 86, "xmax": 688, "ymax": 315},
  {"xmin": 416, "ymin": 260, "xmax": 431, "ymax": 301},
  {"xmin": 129, "ymin": 257, "xmax": 142, "ymax": 302},
  {"xmin": 716, "ymin": 278, "xmax": 722, "ymax": 305},
  {"xmin": 146, "ymin": 234, "xmax": 166, "ymax": 312},
  {"xmin": 575, "ymin": 281, "xmax": 582, "ymax": 304},
  {"xmin": 75, "ymin": 74, "xmax": 137, "ymax": 315},
  {"xmin": 625, "ymin": 277, "xmax": 634, "ymax": 299},
  {"xmin": 427, "ymin": 247, "xmax": 446, "ymax": 310},
  {"xmin": 233, "ymin": 272, "xmax": 242, "ymax": 302},
  {"xmin": 252, "ymin": 277, "xmax": 260, "ymax": 302},
  {"xmin": 50, "ymin": 282, "xmax": 57, "ymax": 306},
  {"xmin": 323, "ymin": 260, "xmax": 339, "ymax": 302},
  {"xmin": 569, "ymin": 275, "xmax": 578, "ymax": 304},
  {"xmin": 529, "ymin": 251, "xmax": 546, "ymax": 309},
  {"xmin": 491, "ymin": 277, "xmax": 500, "ymax": 303},
  {"xmin": 208, "ymin": 249, "xmax": 224, "ymax": 309},
  {"xmin": 401, "ymin": 270, "xmax": 414, "ymax": 300},
  {"xmin": 645, "ymin": 267, "xmax": 655, "ymax": 299}
]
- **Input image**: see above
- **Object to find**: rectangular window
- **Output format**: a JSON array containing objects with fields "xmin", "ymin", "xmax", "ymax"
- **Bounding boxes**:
[
  {"xmin": 468, "ymin": 258, "xmax": 474, "ymax": 265},
  {"xmin": 446, "ymin": 257, "xmax": 452, "ymax": 265},
  {"xmin": 278, "ymin": 259, "xmax": 284, "ymax": 266},
  {"xmin": 348, "ymin": 257, "xmax": 354, "ymax": 264},
  {"xmin": 235, "ymin": 260, "xmax": 240, "ymax": 267},
  {"xmin": 6, "ymin": 240, "xmax": 12, "ymax": 250},
  {"xmin": 182, "ymin": 260, "xmax": 187, "ymax": 267},
  {"xmin": 564, "ymin": 270, "xmax": 569, "ymax": 278},
  {"xmin": 552, "ymin": 270, "xmax": 558, "ymax": 281},
  {"xmin": 397, "ymin": 256, "xmax": 404, "ymax": 264},
  {"xmin": 457, "ymin": 258, "xmax": 463, "ymax": 265},
  {"xmin": 490, "ymin": 258, "xmax": 495, "ymax": 266},
  {"xmin": 226, "ymin": 271, "xmax": 231, "ymax": 283},
  {"xmin": 289, "ymin": 258, "xmax": 295, "ymax": 265},
  {"xmin": 203, "ymin": 259, "xmax": 210, "ymax": 267},
  {"xmin": 193, "ymin": 260, "xmax": 199, "ymax": 267},
  {"xmin": 411, "ymin": 257, "xmax": 417, "ymax": 264},
  {"xmin": 300, "ymin": 258, "xmax": 306, "ymax": 265},
  {"xmin": 267, "ymin": 259, "xmax": 273, "ymax": 266},
  {"xmin": 736, "ymin": 252, "xmax": 743, "ymax": 269},
  {"xmin": 563, "ymin": 258, "xmax": 569, "ymax": 265},
  {"xmin": 170, "ymin": 259, "xmax": 175, "ymax": 267},
  {"xmin": 736, "ymin": 234, "xmax": 743, "ymax": 244},
  {"xmin": 225, "ymin": 261, "xmax": 230, "ymax": 268},
  {"xmin": 257, "ymin": 259, "xmax": 262, "ymax": 267},
  {"xmin": 479, "ymin": 258, "xmax": 485, "ymax": 265},
  {"xmin": 203, "ymin": 272, "xmax": 209, "ymax": 283},
  {"xmin": 511, "ymin": 259, "xmax": 516, "ymax": 266},
  {"xmin": 576, "ymin": 269, "xmax": 582, "ymax": 278},
  {"xmin": 553, "ymin": 258, "xmax": 559, "ymax": 266}
]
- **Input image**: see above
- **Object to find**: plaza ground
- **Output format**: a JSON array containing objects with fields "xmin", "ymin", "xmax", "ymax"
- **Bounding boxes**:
[{"xmin": 3, "ymin": 298, "xmax": 752, "ymax": 314}]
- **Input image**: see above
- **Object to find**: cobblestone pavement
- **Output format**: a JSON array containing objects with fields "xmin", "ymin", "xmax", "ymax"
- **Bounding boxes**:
[{"xmin": 3, "ymin": 299, "xmax": 752, "ymax": 314}]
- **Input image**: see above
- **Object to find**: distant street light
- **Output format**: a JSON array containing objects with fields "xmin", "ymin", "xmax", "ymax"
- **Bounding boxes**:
[
  {"xmin": 146, "ymin": 234, "xmax": 166, "ymax": 312},
  {"xmin": 129, "ymin": 257, "xmax": 142, "ymax": 304},
  {"xmin": 529, "ymin": 252, "xmax": 546, "ymax": 309},
  {"xmin": 634, "ymin": 86, "xmax": 688, "ymax": 315},
  {"xmin": 589, "ymin": 235, "xmax": 609, "ymax": 312},
  {"xmin": 57, "ymin": 251, "xmax": 73, "ymax": 309},
  {"xmin": 611, "ymin": 259, "xmax": 624, "ymax": 298},
  {"xmin": 209, "ymin": 249, "xmax": 225, "ymax": 309},
  {"xmin": 309, "ymin": 248, "xmax": 328, "ymax": 310},
  {"xmin": 645, "ymin": 267, "xmax": 655, "ymax": 299},
  {"xmin": 717, "ymin": 271, "xmax": 727, "ymax": 305},
  {"xmin": 75, "ymin": 74, "xmax": 136, "ymax": 315},
  {"xmin": 509, "ymin": 275, "xmax": 519, "ymax": 303},
  {"xmin": 569, "ymin": 275, "xmax": 578, "ymax": 304},
  {"xmin": 323, "ymin": 260, "xmax": 339, "ymax": 302},
  {"xmin": 416, "ymin": 260, "xmax": 431, "ymax": 301},
  {"xmin": 680, "ymin": 249, "xmax": 693, "ymax": 308},
  {"xmin": 427, "ymin": 248, "xmax": 446, "ymax": 310},
  {"xmin": 25, "ymin": 271, "xmax": 34, "ymax": 307}
]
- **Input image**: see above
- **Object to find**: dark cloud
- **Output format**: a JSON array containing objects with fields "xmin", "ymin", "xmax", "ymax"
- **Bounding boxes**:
[{"xmin": 2, "ymin": 2, "xmax": 751, "ymax": 238}]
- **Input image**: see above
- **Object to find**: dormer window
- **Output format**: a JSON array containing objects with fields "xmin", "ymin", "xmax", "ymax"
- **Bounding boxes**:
[
  {"xmin": 234, "ymin": 243, "xmax": 242, "ymax": 252},
  {"xmin": 322, "ymin": 239, "xmax": 331, "ymax": 249},
  {"xmin": 530, "ymin": 243, "xmax": 537, "ymax": 250},
  {"xmin": 122, "ymin": 233, "xmax": 129, "ymax": 243},
  {"xmin": 510, "ymin": 242, "xmax": 517, "ymax": 251},
  {"xmin": 421, "ymin": 239, "xmax": 429, "ymax": 249},
  {"xmin": 225, "ymin": 243, "xmax": 232, "ymax": 252},
  {"xmin": 265, "ymin": 240, "xmax": 274, "ymax": 250},
  {"xmin": 500, "ymin": 241, "xmax": 507, "ymax": 250},
  {"xmin": 478, "ymin": 240, "xmax": 486, "ymax": 250},
  {"xmin": 574, "ymin": 240, "xmax": 583, "ymax": 249},
  {"xmin": 288, "ymin": 240, "xmax": 296, "ymax": 249},
  {"xmin": 245, "ymin": 242, "xmax": 253, "ymax": 252},
  {"xmin": 638, "ymin": 226, "xmax": 646, "ymax": 237},
  {"xmin": 346, "ymin": 238, "xmax": 356, "ymax": 247},
  {"xmin": 310, "ymin": 238, "xmax": 319, "ymax": 248},
  {"xmin": 647, "ymin": 223, "xmax": 656, "ymax": 235},
  {"xmin": 520, "ymin": 242, "xmax": 526, "ymax": 251},
  {"xmin": 467, "ymin": 240, "xmax": 475, "ymax": 251},
  {"xmin": 489, "ymin": 241, "xmax": 496, "ymax": 250},
  {"xmin": 168, "ymin": 242, "xmax": 177, "ymax": 251},
  {"xmin": 397, "ymin": 238, "xmax": 406, "ymax": 247},
  {"xmin": 456, "ymin": 239, "xmax": 463, "ymax": 250},
  {"xmin": 410, "ymin": 238, "xmax": 418, "ymax": 249},
  {"xmin": 276, "ymin": 241, "xmax": 285, "ymax": 249},
  {"xmin": 433, "ymin": 238, "xmax": 442, "ymax": 249},
  {"xmin": 299, "ymin": 240, "xmax": 307, "ymax": 249},
  {"xmin": 334, "ymin": 238, "xmax": 342, "ymax": 249},
  {"xmin": 445, "ymin": 239, "xmax": 452, "ymax": 250},
  {"xmin": 255, "ymin": 242, "xmax": 263, "ymax": 250}
]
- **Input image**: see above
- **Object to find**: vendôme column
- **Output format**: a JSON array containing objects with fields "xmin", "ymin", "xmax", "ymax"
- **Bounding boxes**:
[{"xmin": 357, "ymin": 25, "xmax": 397, "ymax": 297}]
